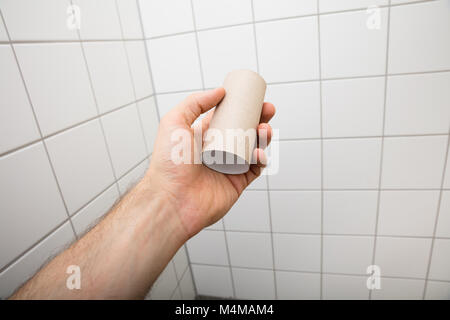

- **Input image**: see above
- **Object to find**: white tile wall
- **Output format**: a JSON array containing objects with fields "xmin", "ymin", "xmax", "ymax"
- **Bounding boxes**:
[
  {"xmin": 1, "ymin": 0, "xmax": 449, "ymax": 300},
  {"xmin": 388, "ymin": 0, "xmax": 450, "ymax": 73},
  {"xmin": 320, "ymin": 9, "xmax": 388, "ymax": 78},
  {"xmin": 256, "ymin": 18, "xmax": 319, "ymax": 83},
  {"xmin": 83, "ymin": 42, "xmax": 134, "ymax": 113},
  {"xmin": 15, "ymin": 43, "xmax": 97, "ymax": 135},
  {"xmin": 1, "ymin": 0, "xmax": 77, "ymax": 41},
  {"xmin": 0, "ymin": 143, "xmax": 67, "ymax": 269},
  {"xmin": 117, "ymin": 159, "xmax": 149, "ymax": 196},
  {"xmin": 192, "ymin": 0, "xmax": 253, "ymax": 29},
  {"xmin": 254, "ymin": 0, "xmax": 317, "ymax": 20},
  {"xmin": 101, "ymin": 104, "xmax": 147, "ymax": 177},
  {"xmin": 73, "ymin": 0, "xmax": 122, "ymax": 40},
  {"xmin": 45, "ymin": 119, "xmax": 115, "ymax": 214},
  {"xmin": 148, "ymin": 34, "xmax": 202, "ymax": 92},
  {"xmin": 275, "ymin": 271, "xmax": 320, "ymax": 300},
  {"xmin": 0, "ymin": 45, "xmax": 40, "ymax": 154},
  {"xmin": 223, "ymin": 191, "xmax": 271, "ymax": 232},
  {"xmin": 266, "ymin": 82, "xmax": 321, "ymax": 139},
  {"xmin": 198, "ymin": 25, "xmax": 257, "ymax": 88}
]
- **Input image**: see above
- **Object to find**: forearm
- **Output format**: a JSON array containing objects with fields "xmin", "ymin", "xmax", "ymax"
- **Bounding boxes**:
[{"xmin": 11, "ymin": 174, "xmax": 188, "ymax": 300}]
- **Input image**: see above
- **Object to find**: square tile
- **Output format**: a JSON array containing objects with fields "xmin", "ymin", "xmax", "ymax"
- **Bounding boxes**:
[
  {"xmin": 125, "ymin": 41, "xmax": 153, "ymax": 99},
  {"xmin": 138, "ymin": 0, "xmax": 194, "ymax": 37},
  {"xmin": 156, "ymin": 91, "xmax": 195, "ymax": 118},
  {"xmin": 150, "ymin": 263, "xmax": 178, "ymax": 299},
  {"xmin": 14, "ymin": 43, "xmax": 97, "ymax": 136},
  {"xmin": 187, "ymin": 230, "xmax": 229, "ymax": 265},
  {"xmin": 173, "ymin": 246, "xmax": 189, "ymax": 280},
  {"xmin": 101, "ymin": 104, "xmax": 147, "ymax": 177},
  {"xmin": 322, "ymin": 274, "xmax": 369, "ymax": 300},
  {"xmin": 425, "ymin": 281, "xmax": 450, "ymax": 300},
  {"xmin": 323, "ymin": 235, "xmax": 374, "ymax": 274},
  {"xmin": 319, "ymin": 0, "xmax": 388, "ymax": 12},
  {"xmin": 273, "ymin": 234, "xmax": 321, "ymax": 272},
  {"xmin": 381, "ymin": 136, "xmax": 447, "ymax": 189},
  {"xmin": 385, "ymin": 73, "xmax": 450, "ymax": 135},
  {"xmin": 256, "ymin": 18, "xmax": 319, "ymax": 83},
  {"xmin": 322, "ymin": 77, "xmax": 385, "ymax": 137},
  {"xmin": 254, "ymin": 0, "xmax": 317, "ymax": 20},
  {"xmin": 429, "ymin": 239, "xmax": 450, "ymax": 281},
  {"xmin": 179, "ymin": 269, "xmax": 196, "ymax": 300},
  {"xmin": 320, "ymin": 9, "xmax": 388, "ymax": 78},
  {"xmin": 324, "ymin": 191, "xmax": 378, "ymax": 235},
  {"xmin": 372, "ymin": 278, "xmax": 424, "ymax": 300},
  {"xmin": 45, "ymin": 119, "xmax": 115, "ymax": 214},
  {"xmin": 268, "ymin": 140, "xmax": 321, "ymax": 189},
  {"xmin": 117, "ymin": 159, "xmax": 148, "ymax": 195},
  {"xmin": 223, "ymin": 191, "xmax": 270, "ymax": 232},
  {"xmin": 71, "ymin": 185, "xmax": 119, "ymax": 236},
  {"xmin": 388, "ymin": 0, "xmax": 450, "ymax": 73},
  {"xmin": 270, "ymin": 191, "xmax": 321, "ymax": 233},
  {"xmin": 276, "ymin": 271, "xmax": 320, "ymax": 300},
  {"xmin": 0, "ymin": 143, "xmax": 67, "ymax": 269},
  {"xmin": 227, "ymin": 232, "xmax": 273, "ymax": 269},
  {"xmin": 83, "ymin": 42, "xmax": 134, "ymax": 113},
  {"xmin": 266, "ymin": 82, "xmax": 321, "ymax": 139},
  {"xmin": 198, "ymin": 25, "xmax": 257, "ymax": 88},
  {"xmin": 378, "ymin": 191, "xmax": 440, "ymax": 237},
  {"xmin": 374, "ymin": 237, "xmax": 431, "ymax": 278},
  {"xmin": 323, "ymin": 138, "xmax": 381, "ymax": 189},
  {"xmin": 0, "ymin": 46, "xmax": 40, "ymax": 154},
  {"xmin": 73, "ymin": 0, "xmax": 122, "ymax": 39},
  {"xmin": 137, "ymin": 97, "xmax": 159, "ymax": 153},
  {"xmin": 1, "ymin": 0, "xmax": 78, "ymax": 40},
  {"xmin": 436, "ymin": 191, "xmax": 450, "ymax": 238},
  {"xmin": 148, "ymin": 34, "xmax": 202, "ymax": 92},
  {"xmin": 192, "ymin": 0, "xmax": 252, "ymax": 29},
  {"xmin": 232, "ymin": 268, "xmax": 275, "ymax": 299},
  {"xmin": 192, "ymin": 264, "xmax": 233, "ymax": 298},
  {"xmin": 116, "ymin": 0, "xmax": 143, "ymax": 38},
  {"xmin": 0, "ymin": 222, "xmax": 75, "ymax": 299}
]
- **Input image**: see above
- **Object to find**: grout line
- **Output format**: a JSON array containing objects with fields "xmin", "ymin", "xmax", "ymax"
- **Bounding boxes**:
[
  {"xmin": 190, "ymin": 0, "xmax": 206, "ymax": 89},
  {"xmin": 203, "ymin": 228, "xmax": 450, "ymax": 240},
  {"xmin": 251, "ymin": 0, "xmax": 278, "ymax": 300},
  {"xmin": 422, "ymin": 127, "xmax": 450, "ymax": 299},
  {"xmin": 0, "ymin": 217, "xmax": 74, "ymax": 274},
  {"xmin": 72, "ymin": 8, "xmax": 121, "ymax": 211},
  {"xmin": 0, "ymin": 9, "xmax": 78, "ymax": 238},
  {"xmin": 150, "ymin": 69, "xmax": 450, "ymax": 96},
  {"xmin": 278, "ymin": 133, "xmax": 449, "ymax": 142},
  {"xmin": 135, "ymin": 0, "xmax": 161, "ymax": 123},
  {"xmin": 369, "ymin": 0, "xmax": 391, "ymax": 300},
  {"xmin": 189, "ymin": 262, "xmax": 450, "ymax": 283},
  {"xmin": 114, "ymin": 0, "xmax": 150, "ymax": 157},
  {"xmin": 0, "ymin": 0, "xmax": 440, "ymax": 45},
  {"xmin": 315, "ymin": 0, "xmax": 325, "ymax": 300},
  {"xmin": 222, "ymin": 221, "xmax": 237, "ymax": 298},
  {"xmin": 0, "ymin": 94, "xmax": 154, "ymax": 159}
]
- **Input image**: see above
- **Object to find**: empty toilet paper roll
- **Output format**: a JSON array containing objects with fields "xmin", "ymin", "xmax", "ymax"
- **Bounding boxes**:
[{"xmin": 202, "ymin": 70, "xmax": 266, "ymax": 174}]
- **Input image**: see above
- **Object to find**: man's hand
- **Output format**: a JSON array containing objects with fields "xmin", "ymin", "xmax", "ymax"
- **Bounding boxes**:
[{"xmin": 145, "ymin": 87, "xmax": 275, "ymax": 239}]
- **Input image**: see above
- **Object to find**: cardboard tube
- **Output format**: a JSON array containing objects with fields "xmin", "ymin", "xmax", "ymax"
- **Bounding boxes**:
[{"xmin": 202, "ymin": 70, "xmax": 266, "ymax": 174}]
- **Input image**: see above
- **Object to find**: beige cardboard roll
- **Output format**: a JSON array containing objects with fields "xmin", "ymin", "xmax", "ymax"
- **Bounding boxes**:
[{"xmin": 202, "ymin": 70, "xmax": 266, "ymax": 174}]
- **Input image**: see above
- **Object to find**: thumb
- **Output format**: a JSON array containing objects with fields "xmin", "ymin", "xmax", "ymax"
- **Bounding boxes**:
[{"xmin": 166, "ymin": 88, "xmax": 225, "ymax": 126}]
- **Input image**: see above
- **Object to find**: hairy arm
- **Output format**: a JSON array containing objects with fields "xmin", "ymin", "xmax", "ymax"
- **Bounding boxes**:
[{"xmin": 11, "ymin": 177, "xmax": 187, "ymax": 299}]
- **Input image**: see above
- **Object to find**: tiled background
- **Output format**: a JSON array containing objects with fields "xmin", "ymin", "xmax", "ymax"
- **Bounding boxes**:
[{"xmin": 0, "ymin": 0, "xmax": 449, "ymax": 300}]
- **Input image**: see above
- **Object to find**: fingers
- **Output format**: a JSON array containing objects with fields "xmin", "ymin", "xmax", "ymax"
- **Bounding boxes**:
[
  {"xmin": 167, "ymin": 87, "xmax": 225, "ymax": 126},
  {"xmin": 244, "ymin": 148, "xmax": 267, "ymax": 187},
  {"xmin": 260, "ymin": 102, "xmax": 276, "ymax": 124},
  {"xmin": 257, "ymin": 123, "xmax": 272, "ymax": 148}
]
